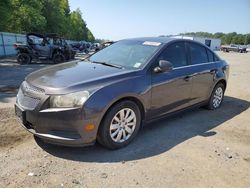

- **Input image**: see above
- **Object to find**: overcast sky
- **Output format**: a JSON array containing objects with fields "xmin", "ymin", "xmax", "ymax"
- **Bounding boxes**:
[{"xmin": 69, "ymin": 0, "xmax": 250, "ymax": 40}]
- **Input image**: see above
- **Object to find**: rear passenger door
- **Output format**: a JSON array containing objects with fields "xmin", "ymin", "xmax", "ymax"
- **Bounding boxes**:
[{"xmin": 187, "ymin": 42, "xmax": 216, "ymax": 104}]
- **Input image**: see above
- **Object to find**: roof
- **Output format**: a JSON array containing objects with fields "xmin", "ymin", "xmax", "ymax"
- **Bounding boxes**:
[
  {"xmin": 26, "ymin": 33, "xmax": 61, "ymax": 39},
  {"xmin": 26, "ymin": 32, "xmax": 44, "ymax": 38},
  {"xmin": 123, "ymin": 37, "xmax": 176, "ymax": 44},
  {"xmin": 121, "ymin": 36, "xmax": 216, "ymax": 51}
]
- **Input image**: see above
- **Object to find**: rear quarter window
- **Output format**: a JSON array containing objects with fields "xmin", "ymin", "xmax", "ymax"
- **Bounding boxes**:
[
  {"xmin": 214, "ymin": 54, "xmax": 220, "ymax": 61},
  {"xmin": 206, "ymin": 49, "xmax": 214, "ymax": 62}
]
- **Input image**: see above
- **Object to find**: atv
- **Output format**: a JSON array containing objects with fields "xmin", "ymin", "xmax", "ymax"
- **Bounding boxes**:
[{"xmin": 14, "ymin": 33, "xmax": 76, "ymax": 64}]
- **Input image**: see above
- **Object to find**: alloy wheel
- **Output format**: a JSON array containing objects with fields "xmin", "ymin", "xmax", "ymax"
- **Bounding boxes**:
[
  {"xmin": 109, "ymin": 108, "xmax": 136, "ymax": 143},
  {"xmin": 212, "ymin": 87, "xmax": 223, "ymax": 108}
]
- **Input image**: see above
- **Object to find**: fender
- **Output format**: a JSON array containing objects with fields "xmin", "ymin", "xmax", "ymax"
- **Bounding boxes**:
[{"xmin": 83, "ymin": 74, "xmax": 151, "ymax": 123}]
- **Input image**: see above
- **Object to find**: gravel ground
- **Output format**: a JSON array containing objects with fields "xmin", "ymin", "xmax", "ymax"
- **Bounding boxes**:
[{"xmin": 0, "ymin": 52, "xmax": 249, "ymax": 188}]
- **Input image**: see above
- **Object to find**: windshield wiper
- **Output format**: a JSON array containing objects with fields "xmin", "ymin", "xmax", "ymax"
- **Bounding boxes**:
[{"xmin": 91, "ymin": 61, "xmax": 123, "ymax": 69}]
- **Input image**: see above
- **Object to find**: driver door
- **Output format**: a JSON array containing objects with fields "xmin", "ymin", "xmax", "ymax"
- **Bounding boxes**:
[{"xmin": 149, "ymin": 42, "xmax": 193, "ymax": 119}]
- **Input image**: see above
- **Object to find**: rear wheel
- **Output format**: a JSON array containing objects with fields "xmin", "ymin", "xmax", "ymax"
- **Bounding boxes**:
[
  {"xmin": 97, "ymin": 100, "xmax": 141, "ymax": 149},
  {"xmin": 207, "ymin": 83, "xmax": 225, "ymax": 110},
  {"xmin": 17, "ymin": 53, "xmax": 31, "ymax": 64},
  {"xmin": 71, "ymin": 52, "xmax": 75, "ymax": 59},
  {"xmin": 84, "ymin": 49, "xmax": 89, "ymax": 54},
  {"xmin": 53, "ymin": 53, "xmax": 65, "ymax": 64}
]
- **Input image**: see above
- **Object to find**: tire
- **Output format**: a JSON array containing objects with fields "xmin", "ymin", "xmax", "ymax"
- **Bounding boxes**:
[
  {"xmin": 97, "ymin": 100, "xmax": 141, "ymax": 149},
  {"xmin": 17, "ymin": 53, "xmax": 31, "ymax": 64},
  {"xmin": 53, "ymin": 53, "xmax": 65, "ymax": 64},
  {"xmin": 70, "ymin": 51, "xmax": 75, "ymax": 59},
  {"xmin": 206, "ymin": 82, "xmax": 225, "ymax": 110}
]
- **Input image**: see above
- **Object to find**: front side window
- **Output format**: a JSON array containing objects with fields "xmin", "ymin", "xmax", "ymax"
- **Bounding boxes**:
[
  {"xmin": 189, "ymin": 42, "xmax": 209, "ymax": 65},
  {"xmin": 157, "ymin": 42, "xmax": 187, "ymax": 68},
  {"xmin": 90, "ymin": 40, "xmax": 161, "ymax": 69}
]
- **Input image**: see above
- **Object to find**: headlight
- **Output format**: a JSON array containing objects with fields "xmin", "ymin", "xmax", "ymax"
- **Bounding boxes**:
[{"xmin": 50, "ymin": 91, "xmax": 90, "ymax": 108}]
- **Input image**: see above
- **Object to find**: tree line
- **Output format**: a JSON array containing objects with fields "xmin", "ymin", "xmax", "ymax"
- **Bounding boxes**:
[
  {"xmin": 0, "ymin": 0, "xmax": 95, "ymax": 42},
  {"xmin": 179, "ymin": 32, "xmax": 250, "ymax": 45}
]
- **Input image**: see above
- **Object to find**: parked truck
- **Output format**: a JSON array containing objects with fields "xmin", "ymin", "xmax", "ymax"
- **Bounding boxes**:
[{"xmin": 220, "ymin": 44, "xmax": 247, "ymax": 53}]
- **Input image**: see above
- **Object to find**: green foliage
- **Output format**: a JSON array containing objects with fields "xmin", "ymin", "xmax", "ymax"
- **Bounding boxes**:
[
  {"xmin": 0, "ymin": 0, "xmax": 94, "ymax": 41},
  {"xmin": 0, "ymin": 0, "xmax": 12, "ymax": 30},
  {"xmin": 86, "ymin": 28, "xmax": 95, "ymax": 42},
  {"xmin": 8, "ymin": 0, "xmax": 46, "ymax": 33},
  {"xmin": 180, "ymin": 32, "xmax": 250, "ymax": 45},
  {"xmin": 66, "ymin": 9, "xmax": 87, "ymax": 41}
]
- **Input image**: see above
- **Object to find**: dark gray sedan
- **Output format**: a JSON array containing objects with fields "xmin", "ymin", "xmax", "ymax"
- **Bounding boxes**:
[{"xmin": 15, "ymin": 37, "xmax": 229, "ymax": 149}]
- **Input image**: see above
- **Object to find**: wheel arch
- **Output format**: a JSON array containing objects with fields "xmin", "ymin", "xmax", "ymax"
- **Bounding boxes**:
[
  {"xmin": 103, "ymin": 96, "xmax": 145, "ymax": 120},
  {"xmin": 215, "ymin": 79, "xmax": 227, "ymax": 90},
  {"xmin": 96, "ymin": 96, "xmax": 145, "ymax": 148},
  {"xmin": 97, "ymin": 96, "xmax": 146, "ymax": 133},
  {"xmin": 52, "ymin": 48, "xmax": 63, "ymax": 57}
]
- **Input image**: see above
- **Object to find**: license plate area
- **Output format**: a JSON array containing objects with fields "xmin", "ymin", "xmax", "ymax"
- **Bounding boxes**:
[{"xmin": 15, "ymin": 105, "xmax": 26, "ymax": 124}]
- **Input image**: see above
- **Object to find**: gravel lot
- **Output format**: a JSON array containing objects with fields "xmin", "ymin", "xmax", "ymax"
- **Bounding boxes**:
[{"xmin": 0, "ymin": 52, "xmax": 249, "ymax": 188}]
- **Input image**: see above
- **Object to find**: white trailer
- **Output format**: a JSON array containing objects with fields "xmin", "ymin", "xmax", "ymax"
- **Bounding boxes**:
[{"xmin": 172, "ymin": 36, "xmax": 221, "ymax": 51}]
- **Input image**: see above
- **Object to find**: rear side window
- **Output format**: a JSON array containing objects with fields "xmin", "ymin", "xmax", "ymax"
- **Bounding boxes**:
[
  {"xmin": 157, "ymin": 42, "xmax": 187, "ymax": 68},
  {"xmin": 189, "ymin": 43, "xmax": 209, "ymax": 65},
  {"xmin": 207, "ymin": 49, "xmax": 214, "ymax": 62}
]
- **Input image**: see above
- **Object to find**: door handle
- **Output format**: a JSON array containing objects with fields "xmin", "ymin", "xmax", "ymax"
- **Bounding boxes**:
[{"xmin": 184, "ymin": 75, "xmax": 192, "ymax": 81}]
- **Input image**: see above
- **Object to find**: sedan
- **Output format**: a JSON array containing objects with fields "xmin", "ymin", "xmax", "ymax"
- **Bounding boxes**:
[{"xmin": 15, "ymin": 37, "xmax": 229, "ymax": 149}]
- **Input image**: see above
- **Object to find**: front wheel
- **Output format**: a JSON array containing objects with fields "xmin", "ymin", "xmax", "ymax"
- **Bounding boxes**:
[
  {"xmin": 97, "ymin": 101, "xmax": 141, "ymax": 149},
  {"xmin": 17, "ymin": 53, "xmax": 31, "ymax": 64},
  {"xmin": 206, "ymin": 83, "xmax": 225, "ymax": 110}
]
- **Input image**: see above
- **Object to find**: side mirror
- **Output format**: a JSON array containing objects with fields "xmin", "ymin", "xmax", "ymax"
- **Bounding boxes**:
[{"xmin": 154, "ymin": 60, "xmax": 173, "ymax": 73}]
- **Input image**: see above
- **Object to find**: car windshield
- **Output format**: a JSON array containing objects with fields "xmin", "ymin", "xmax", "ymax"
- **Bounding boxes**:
[{"xmin": 89, "ymin": 40, "xmax": 161, "ymax": 69}]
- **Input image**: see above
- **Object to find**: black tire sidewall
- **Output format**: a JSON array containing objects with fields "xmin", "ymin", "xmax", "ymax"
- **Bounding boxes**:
[
  {"xmin": 98, "ymin": 100, "xmax": 141, "ymax": 149},
  {"xmin": 17, "ymin": 53, "xmax": 31, "ymax": 64},
  {"xmin": 53, "ymin": 53, "xmax": 65, "ymax": 64},
  {"xmin": 208, "ymin": 83, "xmax": 225, "ymax": 110}
]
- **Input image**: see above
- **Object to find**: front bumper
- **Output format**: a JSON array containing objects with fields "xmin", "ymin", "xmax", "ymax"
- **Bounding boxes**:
[{"xmin": 15, "ymin": 83, "xmax": 99, "ymax": 147}]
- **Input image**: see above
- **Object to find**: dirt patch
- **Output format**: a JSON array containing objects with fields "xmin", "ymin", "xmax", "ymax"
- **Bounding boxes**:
[
  {"xmin": 0, "ymin": 108, "xmax": 31, "ymax": 148},
  {"xmin": 244, "ymin": 158, "xmax": 250, "ymax": 162}
]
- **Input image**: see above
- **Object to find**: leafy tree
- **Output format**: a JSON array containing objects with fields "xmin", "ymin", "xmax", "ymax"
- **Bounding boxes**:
[
  {"xmin": 66, "ymin": 9, "xmax": 86, "ymax": 41},
  {"xmin": 0, "ymin": 0, "xmax": 12, "ymax": 31},
  {"xmin": 8, "ymin": 0, "xmax": 46, "ymax": 33},
  {"xmin": 86, "ymin": 27, "xmax": 95, "ymax": 42},
  {"xmin": 244, "ymin": 34, "xmax": 250, "ymax": 45},
  {"xmin": 180, "ymin": 32, "xmax": 250, "ymax": 45},
  {"xmin": 0, "ymin": 0, "xmax": 95, "ymax": 41},
  {"xmin": 214, "ymin": 32, "xmax": 224, "ymax": 39},
  {"xmin": 42, "ymin": 0, "xmax": 68, "ymax": 34}
]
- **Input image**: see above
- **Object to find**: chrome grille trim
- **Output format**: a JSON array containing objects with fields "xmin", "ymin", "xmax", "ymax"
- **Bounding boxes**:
[
  {"xmin": 22, "ymin": 81, "xmax": 45, "ymax": 94},
  {"xmin": 17, "ymin": 89, "xmax": 40, "ymax": 110}
]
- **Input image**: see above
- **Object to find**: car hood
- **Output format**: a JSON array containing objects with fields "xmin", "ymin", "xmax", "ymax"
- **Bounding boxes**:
[{"xmin": 26, "ymin": 60, "xmax": 137, "ymax": 94}]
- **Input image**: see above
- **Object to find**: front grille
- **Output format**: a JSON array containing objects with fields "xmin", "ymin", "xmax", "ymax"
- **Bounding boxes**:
[{"xmin": 17, "ymin": 89, "xmax": 40, "ymax": 110}]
